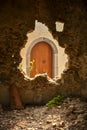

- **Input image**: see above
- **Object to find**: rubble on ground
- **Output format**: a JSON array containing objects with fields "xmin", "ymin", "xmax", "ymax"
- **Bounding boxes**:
[{"xmin": 0, "ymin": 97, "xmax": 87, "ymax": 130}]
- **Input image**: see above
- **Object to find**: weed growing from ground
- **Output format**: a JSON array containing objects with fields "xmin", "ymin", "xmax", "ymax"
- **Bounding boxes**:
[{"xmin": 46, "ymin": 95, "xmax": 63, "ymax": 107}]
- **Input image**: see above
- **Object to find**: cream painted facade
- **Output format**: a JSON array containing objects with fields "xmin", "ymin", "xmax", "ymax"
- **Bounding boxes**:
[{"xmin": 20, "ymin": 20, "xmax": 67, "ymax": 78}]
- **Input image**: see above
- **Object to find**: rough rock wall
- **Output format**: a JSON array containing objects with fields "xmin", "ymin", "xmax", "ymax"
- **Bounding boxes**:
[
  {"xmin": 0, "ymin": 0, "xmax": 87, "ymax": 105},
  {"xmin": 0, "ymin": 3, "xmax": 35, "ymax": 79}
]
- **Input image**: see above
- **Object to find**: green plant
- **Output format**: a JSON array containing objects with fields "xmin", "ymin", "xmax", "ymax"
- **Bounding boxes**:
[
  {"xmin": 46, "ymin": 95, "xmax": 63, "ymax": 107},
  {"xmin": 18, "ymin": 63, "xmax": 23, "ymax": 70},
  {"xmin": 29, "ymin": 59, "xmax": 35, "ymax": 72}
]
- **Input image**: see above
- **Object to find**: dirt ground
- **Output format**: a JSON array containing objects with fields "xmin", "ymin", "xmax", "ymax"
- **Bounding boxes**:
[{"xmin": 0, "ymin": 97, "xmax": 87, "ymax": 130}]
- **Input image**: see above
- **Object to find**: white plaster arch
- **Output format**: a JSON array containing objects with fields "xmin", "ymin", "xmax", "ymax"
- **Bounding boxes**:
[{"xmin": 26, "ymin": 37, "xmax": 58, "ymax": 78}]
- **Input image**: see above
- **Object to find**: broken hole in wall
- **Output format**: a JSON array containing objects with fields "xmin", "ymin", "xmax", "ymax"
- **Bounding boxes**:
[{"xmin": 19, "ymin": 20, "xmax": 68, "ymax": 79}]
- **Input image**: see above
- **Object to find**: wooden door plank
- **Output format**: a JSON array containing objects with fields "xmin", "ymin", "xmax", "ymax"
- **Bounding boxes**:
[{"xmin": 30, "ymin": 42, "xmax": 52, "ymax": 78}]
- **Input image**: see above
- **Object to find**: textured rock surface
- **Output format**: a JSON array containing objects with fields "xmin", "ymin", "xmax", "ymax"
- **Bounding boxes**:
[
  {"xmin": 0, "ymin": 0, "xmax": 87, "ymax": 105},
  {"xmin": 0, "ymin": 74, "xmax": 59, "ymax": 105},
  {"xmin": 18, "ymin": 74, "xmax": 59, "ymax": 105}
]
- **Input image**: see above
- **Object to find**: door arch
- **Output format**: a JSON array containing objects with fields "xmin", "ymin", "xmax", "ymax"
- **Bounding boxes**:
[
  {"xmin": 30, "ymin": 41, "xmax": 52, "ymax": 78},
  {"xmin": 26, "ymin": 37, "xmax": 58, "ymax": 78}
]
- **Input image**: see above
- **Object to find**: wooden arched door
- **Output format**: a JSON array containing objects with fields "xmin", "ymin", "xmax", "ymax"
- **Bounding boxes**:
[{"xmin": 30, "ymin": 41, "xmax": 53, "ymax": 78}]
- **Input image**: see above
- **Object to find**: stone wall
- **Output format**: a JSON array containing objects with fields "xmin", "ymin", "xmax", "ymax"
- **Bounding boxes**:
[{"xmin": 0, "ymin": 0, "xmax": 87, "ymax": 106}]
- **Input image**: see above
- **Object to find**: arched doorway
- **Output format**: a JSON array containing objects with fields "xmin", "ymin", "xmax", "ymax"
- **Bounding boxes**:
[
  {"xmin": 26, "ymin": 37, "xmax": 58, "ymax": 78},
  {"xmin": 30, "ymin": 41, "xmax": 52, "ymax": 78}
]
